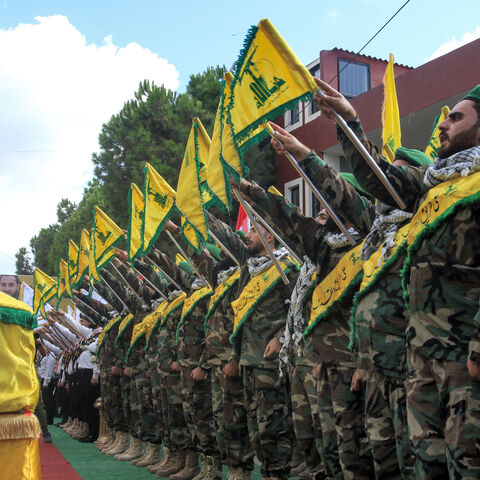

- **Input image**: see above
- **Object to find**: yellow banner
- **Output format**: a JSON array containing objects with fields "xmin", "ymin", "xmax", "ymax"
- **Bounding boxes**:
[
  {"xmin": 231, "ymin": 259, "xmax": 290, "ymax": 339},
  {"xmin": 66, "ymin": 239, "xmax": 78, "ymax": 297},
  {"xmin": 115, "ymin": 313, "xmax": 134, "ymax": 345},
  {"xmin": 89, "ymin": 229, "xmax": 101, "ymax": 282},
  {"xmin": 176, "ymin": 119, "xmax": 210, "ymax": 252},
  {"xmin": 145, "ymin": 299, "xmax": 169, "ymax": 346},
  {"xmin": 142, "ymin": 163, "xmax": 177, "ymax": 255},
  {"xmin": 93, "ymin": 206, "xmax": 124, "ymax": 268},
  {"xmin": 381, "ymin": 53, "xmax": 401, "ymax": 163},
  {"xmin": 75, "ymin": 228, "xmax": 90, "ymax": 287},
  {"xmin": 57, "ymin": 259, "xmax": 69, "ymax": 306},
  {"xmin": 160, "ymin": 292, "xmax": 186, "ymax": 326},
  {"xmin": 96, "ymin": 315, "xmax": 122, "ymax": 352},
  {"xmin": 180, "ymin": 285, "xmax": 213, "ymax": 323},
  {"xmin": 128, "ymin": 183, "xmax": 144, "ymax": 262},
  {"xmin": 307, "ymin": 242, "xmax": 365, "ymax": 331},
  {"xmin": 33, "ymin": 268, "xmax": 56, "ymax": 316},
  {"xmin": 40, "ymin": 285, "xmax": 57, "ymax": 319},
  {"xmin": 206, "ymin": 268, "xmax": 241, "ymax": 320},
  {"xmin": 424, "ymin": 106, "xmax": 450, "ymax": 161},
  {"xmin": 408, "ymin": 171, "xmax": 480, "ymax": 246},
  {"xmin": 227, "ymin": 19, "xmax": 316, "ymax": 148},
  {"xmin": 359, "ymin": 224, "xmax": 409, "ymax": 292}
]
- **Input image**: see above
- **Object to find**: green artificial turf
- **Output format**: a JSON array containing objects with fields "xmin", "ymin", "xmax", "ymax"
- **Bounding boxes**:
[{"xmin": 49, "ymin": 424, "xmax": 267, "ymax": 480}]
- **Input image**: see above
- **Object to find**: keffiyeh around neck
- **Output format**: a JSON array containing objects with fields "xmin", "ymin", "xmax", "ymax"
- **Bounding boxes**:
[
  {"xmin": 325, "ymin": 227, "xmax": 362, "ymax": 249},
  {"xmin": 424, "ymin": 146, "xmax": 480, "ymax": 188},
  {"xmin": 247, "ymin": 247, "xmax": 289, "ymax": 277}
]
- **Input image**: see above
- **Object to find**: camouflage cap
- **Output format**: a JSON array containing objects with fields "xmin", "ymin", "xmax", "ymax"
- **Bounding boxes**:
[
  {"xmin": 340, "ymin": 172, "xmax": 374, "ymax": 202},
  {"xmin": 464, "ymin": 84, "xmax": 480, "ymax": 103},
  {"xmin": 394, "ymin": 146, "xmax": 432, "ymax": 167}
]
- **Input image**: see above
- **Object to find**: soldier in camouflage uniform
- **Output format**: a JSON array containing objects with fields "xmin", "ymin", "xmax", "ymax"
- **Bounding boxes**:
[
  {"xmin": 316, "ymin": 80, "xmax": 480, "ymax": 478},
  {"xmin": 208, "ymin": 213, "xmax": 298, "ymax": 480},
  {"xmin": 237, "ymin": 164, "xmax": 375, "ymax": 479},
  {"xmin": 149, "ymin": 246, "xmax": 221, "ymax": 480}
]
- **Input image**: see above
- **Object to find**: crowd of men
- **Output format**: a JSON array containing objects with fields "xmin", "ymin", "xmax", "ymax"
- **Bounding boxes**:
[{"xmin": 33, "ymin": 80, "xmax": 480, "ymax": 480}]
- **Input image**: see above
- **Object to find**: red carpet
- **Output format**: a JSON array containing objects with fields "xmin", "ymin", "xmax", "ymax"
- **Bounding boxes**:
[{"xmin": 39, "ymin": 437, "xmax": 83, "ymax": 480}]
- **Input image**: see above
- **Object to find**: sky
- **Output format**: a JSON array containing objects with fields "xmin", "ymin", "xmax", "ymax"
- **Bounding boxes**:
[{"xmin": 1, "ymin": 0, "xmax": 479, "ymax": 273}]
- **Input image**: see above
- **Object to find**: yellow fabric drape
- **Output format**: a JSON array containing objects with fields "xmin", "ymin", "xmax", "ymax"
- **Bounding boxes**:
[
  {"xmin": 75, "ymin": 228, "xmax": 90, "ymax": 286},
  {"xmin": 0, "ymin": 437, "xmax": 42, "ymax": 479},
  {"xmin": 381, "ymin": 53, "xmax": 401, "ymax": 163},
  {"xmin": 128, "ymin": 183, "xmax": 144, "ymax": 262},
  {"xmin": 66, "ymin": 240, "xmax": 79, "ymax": 297}
]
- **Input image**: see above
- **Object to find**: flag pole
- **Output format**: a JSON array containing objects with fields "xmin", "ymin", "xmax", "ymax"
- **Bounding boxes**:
[
  {"xmin": 130, "ymin": 265, "xmax": 168, "ymax": 301},
  {"xmin": 240, "ymin": 198, "xmax": 302, "ymax": 265},
  {"xmin": 165, "ymin": 230, "xmax": 211, "ymax": 289},
  {"xmin": 109, "ymin": 262, "xmax": 148, "ymax": 306},
  {"xmin": 98, "ymin": 273, "xmax": 130, "ymax": 313},
  {"xmin": 144, "ymin": 257, "xmax": 183, "ymax": 292},
  {"xmin": 208, "ymin": 230, "xmax": 240, "ymax": 267},
  {"xmin": 73, "ymin": 295, "xmax": 103, "ymax": 324},
  {"xmin": 264, "ymin": 124, "xmax": 355, "ymax": 245},
  {"xmin": 316, "ymin": 91, "xmax": 406, "ymax": 210},
  {"xmin": 233, "ymin": 187, "xmax": 289, "ymax": 285}
]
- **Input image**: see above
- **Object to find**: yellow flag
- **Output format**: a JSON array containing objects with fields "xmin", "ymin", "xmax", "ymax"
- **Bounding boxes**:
[
  {"xmin": 92, "ymin": 206, "xmax": 124, "ymax": 270},
  {"xmin": 227, "ymin": 19, "xmax": 317, "ymax": 153},
  {"xmin": 57, "ymin": 259, "xmax": 69, "ymax": 306},
  {"xmin": 176, "ymin": 119, "xmax": 209, "ymax": 252},
  {"xmin": 142, "ymin": 163, "xmax": 177, "ymax": 255},
  {"xmin": 89, "ymin": 229, "xmax": 101, "ymax": 283},
  {"xmin": 128, "ymin": 183, "xmax": 144, "ymax": 263},
  {"xmin": 75, "ymin": 228, "xmax": 90, "ymax": 287},
  {"xmin": 66, "ymin": 240, "xmax": 78, "ymax": 297},
  {"xmin": 175, "ymin": 253, "xmax": 186, "ymax": 265},
  {"xmin": 181, "ymin": 216, "xmax": 202, "ymax": 253},
  {"xmin": 195, "ymin": 118, "xmax": 216, "ymax": 208},
  {"xmin": 424, "ymin": 106, "xmax": 450, "ymax": 161},
  {"xmin": 40, "ymin": 285, "xmax": 57, "ymax": 319},
  {"xmin": 33, "ymin": 268, "xmax": 56, "ymax": 316},
  {"xmin": 381, "ymin": 53, "xmax": 401, "ymax": 162},
  {"xmin": 268, "ymin": 185, "xmax": 283, "ymax": 196}
]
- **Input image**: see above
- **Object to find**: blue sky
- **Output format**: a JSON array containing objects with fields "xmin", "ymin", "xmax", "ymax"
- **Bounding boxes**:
[{"xmin": 1, "ymin": 0, "xmax": 479, "ymax": 273}]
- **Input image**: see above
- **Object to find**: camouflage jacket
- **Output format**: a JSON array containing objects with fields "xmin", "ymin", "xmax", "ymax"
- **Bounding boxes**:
[
  {"xmin": 245, "ymin": 182, "xmax": 361, "ymax": 367},
  {"xmin": 75, "ymin": 291, "xmax": 109, "ymax": 324},
  {"xmin": 339, "ymin": 118, "xmax": 480, "ymax": 364},
  {"xmin": 302, "ymin": 151, "xmax": 409, "ymax": 377},
  {"xmin": 93, "ymin": 279, "xmax": 124, "ymax": 313},
  {"xmin": 207, "ymin": 214, "xmax": 299, "ymax": 369},
  {"xmin": 150, "ymin": 249, "xmax": 209, "ymax": 369}
]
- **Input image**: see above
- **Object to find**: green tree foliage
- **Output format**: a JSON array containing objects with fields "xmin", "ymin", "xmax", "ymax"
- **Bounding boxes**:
[
  {"xmin": 15, "ymin": 247, "xmax": 34, "ymax": 275},
  {"xmin": 29, "ymin": 65, "xmax": 279, "ymax": 271}
]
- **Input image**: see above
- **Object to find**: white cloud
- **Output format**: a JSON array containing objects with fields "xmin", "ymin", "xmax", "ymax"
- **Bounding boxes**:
[
  {"xmin": 426, "ymin": 26, "xmax": 480, "ymax": 61},
  {"xmin": 0, "ymin": 15, "xmax": 179, "ymax": 273}
]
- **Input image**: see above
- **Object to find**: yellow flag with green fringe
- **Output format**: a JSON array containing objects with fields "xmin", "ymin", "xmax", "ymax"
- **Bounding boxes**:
[
  {"xmin": 33, "ymin": 268, "xmax": 57, "ymax": 316},
  {"xmin": 424, "ymin": 106, "xmax": 450, "ymax": 160},
  {"xmin": 92, "ymin": 206, "xmax": 124, "ymax": 270},
  {"xmin": 89, "ymin": 229, "xmax": 101, "ymax": 283},
  {"xmin": 66, "ymin": 240, "xmax": 78, "ymax": 297},
  {"xmin": 180, "ymin": 216, "xmax": 202, "ymax": 253},
  {"xmin": 381, "ymin": 53, "xmax": 401, "ymax": 163},
  {"xmin": 75, "ymin": 228, "xmax": 90, "ymax": 287},
  {"xmin": 176, "ymin": 118, "xmax": 210, "ymax": 252},
  {"xmin": 175, "ymin": 253, "xmax": 186, "ymax": 265},
  {"xmin": 194, "ymin": 118, "xmax": 216, "ymax": 208},
  {"xmin": 227, "ymin": 19, "xmax": 317, "ymax": 160},
  {"xmin": 128, "ymin": 183, "xmax": 144, "ymax": 263},
  {"xmin": 142, "ymin": 163, "xmax": 177, "ymax": 255},
  {"xmin": 57, "ymin": 259, "xmax": 69, "ymax": 306}
]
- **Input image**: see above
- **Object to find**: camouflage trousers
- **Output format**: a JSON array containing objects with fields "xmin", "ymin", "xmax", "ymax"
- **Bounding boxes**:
[
  {"xmin": 365, "ymin": 371, "xmax": 414, "ymax": 480},
  {"xmin": 317, "ymin": 361, "xmax": 374, "ymax": 480},
  {"xmin": 161, "ymin": 370, "xmax": 191, "ymax": 451},
  {"xmin": 211, "ymin": 364, "xmax": 254, "ymax": 470},
  {"xmin": 133, "ymin": 371, "xmax": 162, "ymax": 444},
  {"xmin": 151, "ymin": 370, "xmax": 169, "ymax": 446},
  {"xmin": 406, "ymin": 348, "xmax": 480, "ymax": 480},
  {"xmin": 290, "ymin": 364, "xmax": 328, "ymax": 478},
  {"xmin": 242, "ymin": 365, "xmax": 294, "ymax": 479},
  {"xmin": 120, "ymin": 372, "xmax": 134, "ymax": 435},
  {"xmin": 180, "ymin": 366, "xmax": 219, "ymax": 457}
]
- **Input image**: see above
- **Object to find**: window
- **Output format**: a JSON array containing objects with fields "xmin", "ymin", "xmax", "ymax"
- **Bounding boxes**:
[
  {"xmin": 305, "ymin": 186, "xmax": 322, "ymax": 218},
  {"xmin": 285, "ymin": 178, "xmax": 303, "ymax": 211},
  {"xmin": 338, "ymin": 58, "xmax": 370, "ymax": 98},
  {"xmin": 284, "ymin": 101, "xmax": 302, "ymax": 132},
  {"xmin": 305, "ymin": 60, "xmax": 322, "ymax": 123}
]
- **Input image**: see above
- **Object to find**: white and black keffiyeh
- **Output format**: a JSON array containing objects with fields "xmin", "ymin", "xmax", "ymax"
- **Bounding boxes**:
[{"xmin": 247, "ymin": 247, "xmax": 289, "ymax": 277}]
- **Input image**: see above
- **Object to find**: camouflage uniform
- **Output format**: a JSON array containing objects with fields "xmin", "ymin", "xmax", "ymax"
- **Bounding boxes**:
[
  {"xmin": 195, "ymin": 217, "xmax": 254, "ymax": 471},
  {"xmin": 301, "ymin": 151, "xmax": 414, "ymax": 479},
  {"xmin": 244, "ymin": 182, "xmax": 374, "ymax": 480},
  {"xmin": 341, "ymin": 117, "xmax": 480, "ymax": 479},
  {"xmin": 208, "ymin": 214, "xmax": 297, "ymax": 479},
  {"xmin": 151, "ymin": 250, "xmax": 219, "ymax": 460}
]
